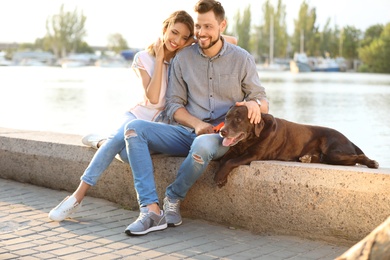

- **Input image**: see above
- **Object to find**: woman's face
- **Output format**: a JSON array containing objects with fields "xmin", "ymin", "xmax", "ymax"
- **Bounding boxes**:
[{"xmin": 163, "ymin": 22, "xmax": 192, "ymax": 52}]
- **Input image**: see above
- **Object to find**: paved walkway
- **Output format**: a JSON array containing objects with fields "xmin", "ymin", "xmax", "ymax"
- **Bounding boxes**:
[{"xmin": 0, "ymin": 178, "xmax": 349, "ymax": 260}]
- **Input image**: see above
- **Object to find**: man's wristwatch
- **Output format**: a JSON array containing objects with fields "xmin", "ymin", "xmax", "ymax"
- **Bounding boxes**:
[{"xmin": 248, "ymin": 98, "xmax": 262, "ymax": 107}]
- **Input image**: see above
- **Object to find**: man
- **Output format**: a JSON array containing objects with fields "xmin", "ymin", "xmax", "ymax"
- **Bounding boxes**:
[{"xmin": 124, "ymin": 0, "xmax": 269, "ymax": 236}]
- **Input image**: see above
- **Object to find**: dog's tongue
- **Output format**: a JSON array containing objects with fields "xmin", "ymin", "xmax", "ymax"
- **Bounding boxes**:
[{"xmin": 222, "ymin": 137, "xmax": 235, "ymax": 146}]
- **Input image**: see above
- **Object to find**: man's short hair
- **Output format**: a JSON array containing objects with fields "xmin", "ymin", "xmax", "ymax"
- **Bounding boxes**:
[{"xmin": 194, "ymin": 0, "xmax": 225, "ymax": 23}]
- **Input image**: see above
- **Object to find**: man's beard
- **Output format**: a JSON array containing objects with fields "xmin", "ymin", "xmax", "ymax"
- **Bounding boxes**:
[
  {"xmin": 201, "ymin": 37, "xmax": 219, "ymax": 50},
  {"xmin": 199, "ymin": 32, "xmax": 221, "ymax": 50}
]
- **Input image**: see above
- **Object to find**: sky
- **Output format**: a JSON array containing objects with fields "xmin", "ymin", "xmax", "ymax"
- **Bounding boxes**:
[{"xmin": 1, "ymin": 0, "xmax": 389, "ymax": 49}]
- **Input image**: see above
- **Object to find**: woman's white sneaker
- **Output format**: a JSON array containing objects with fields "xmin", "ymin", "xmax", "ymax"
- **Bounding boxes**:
[
  {"xmin": 48, "ymin": 195, "xmax": 82, "ymax": 221},
  {"xmin": 81, "ymin": 134, "xmax": 105, "ymax": 149}
]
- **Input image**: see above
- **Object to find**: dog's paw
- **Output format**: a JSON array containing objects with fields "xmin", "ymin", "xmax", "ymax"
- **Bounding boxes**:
[
  {"xmin": 368, "ymin": 160, "xmax": 379, "ymax": 169},
  {"xmin": 214, "ymin": 175, "xmax": 227, "ymax": 188},
  {"xmin": 217, "ymin": 179, "xmax": 227, "ymax": 188},
  {"xmin": 299, "ymin": 154, "xmax": 312, "ymax": 163}
]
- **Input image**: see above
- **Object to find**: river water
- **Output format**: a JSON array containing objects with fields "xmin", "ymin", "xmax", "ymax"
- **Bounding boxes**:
[{"xmin": 1, "ymin": 66, "xmax": 389, "ymax": 168}]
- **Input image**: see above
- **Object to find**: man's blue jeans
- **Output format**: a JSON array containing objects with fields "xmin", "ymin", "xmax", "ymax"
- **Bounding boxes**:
[
  {"xmin": 80, "ymin": 112, "xmax": 135, "ymax": 186},
  {"xmin": 124, "ymin": 119, "xmax": 229, "ymax": 207}
]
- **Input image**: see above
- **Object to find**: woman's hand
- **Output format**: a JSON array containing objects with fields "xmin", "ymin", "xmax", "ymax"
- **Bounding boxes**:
[{"xmin": 153, "ymin": 37, "xmax": 165, "ymax": 60}]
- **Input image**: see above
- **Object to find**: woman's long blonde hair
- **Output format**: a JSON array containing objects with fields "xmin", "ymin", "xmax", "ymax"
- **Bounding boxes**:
[{"xmin": 147, "ymin": 10, "xmax": 194, "ymax": 56}]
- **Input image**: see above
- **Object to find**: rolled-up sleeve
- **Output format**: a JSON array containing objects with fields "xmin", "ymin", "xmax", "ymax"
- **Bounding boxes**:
[
  {"xmin": 166, "ymin": 56, "xmax": 187, "ymax": 121},
  {"xmin": 242, "ymin": 54, "xmax": 267, "ymax": 102}
]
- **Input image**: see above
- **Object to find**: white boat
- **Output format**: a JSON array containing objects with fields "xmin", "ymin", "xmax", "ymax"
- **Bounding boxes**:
[
  {"xmin": 0, "ymin": 52, "xmax": 13, "ymax": 66},
  {"xmin": 257, "ymin": 15, "xmax": 289, "ymax": 72},
  {"xmin": 311, "ymin": 57, "xmax": 340, "ymax": 72},
  {"xmin": 290, "ymin": 53, "xmax": 311, "ymax": 73},
  {"xmin": 0, "ymin": 57, "xmax": 13, "ymax": 66},
  {"xmin": 18, "ymin": 59, "xmax": 46, "ymax": 66},
  {"xmin": 60, "ymin": 59, "xmax": 86, "ymax": 68},
  {"xmin": 95, "ymin": 56, "xmax": 129, "ymax": 68},
  {"xmin": 12, "ymin": 51, "xmax": 55, "ymax": 66},
  {"xmin": 59, "ymin": 53, "xmax": 98, "ymax": 68},
  {"xmin": 257, "ymin": 62, "xmax": 289, "ymax": 72},
  {"xmin": 290, "ymin": 29, "xmax": 312, "ymax": 73}
]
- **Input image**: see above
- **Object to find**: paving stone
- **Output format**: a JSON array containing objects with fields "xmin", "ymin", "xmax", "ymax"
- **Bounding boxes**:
[{"xmin": 0, "ymin": 178, "xmax": 350, "ymax": 260}]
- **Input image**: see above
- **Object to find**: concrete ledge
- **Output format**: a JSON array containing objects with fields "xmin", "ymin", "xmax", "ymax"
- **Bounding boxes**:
[{"xmin": 1, "ymin": 127, "xmax": 389, "ymax": 245}]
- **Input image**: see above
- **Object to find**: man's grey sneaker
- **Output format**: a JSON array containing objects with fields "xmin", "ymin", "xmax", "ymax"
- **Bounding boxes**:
[
  {"xmin": 81, "ymin": 133, "xmax": 105, "ymax": 149},
  {"xmin": 124, "ymin": 207, "xmax": 167, "ymax": 236},
  {"xmin": 48, "ymin": 195, "xmax": 82, "ymax": 222},
  {"xmin": 163, "ymin": 197, "xmax": 182, "ymax": 227}
]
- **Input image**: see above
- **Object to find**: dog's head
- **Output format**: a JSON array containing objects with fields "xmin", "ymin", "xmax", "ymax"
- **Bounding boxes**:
[{"xmin": 219, "ymin": 105, "xmax": 266, "ymax": 146}]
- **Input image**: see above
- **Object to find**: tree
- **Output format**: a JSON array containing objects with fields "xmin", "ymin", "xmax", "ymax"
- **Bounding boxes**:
[
  {"xmin": 273, "ymin": 0, "xmax": 288, "ymax": 58},
  {"xmin": 33, "ymin": 37, "xmax": 51, "ymax": 52},
  {"xmin": 76, "ymin": 40, "xmax": 94, "ymax": 53},
  {"xmin": 340, "ymin": 26, "xmax": 361, "ymax": 59},
  {"xmin": 46, "ymin": 4, "xmax": 87, "ymax": 58},
  {"xmin": 360, "ymin": 24, "xmax": 384, "ymax": 48},
  {"xmin": 320, "ymin": 19, "xmax": 333, "ymax": 57},
  {"xmin": 359, "ymin": 23, "xmax": 390, "ymax": 73},
  {"xmin": 251, "ymin": 1, "xmax": 274, "ymax": 61},
  {"xmin": 107, "ymin": 33, "xmax": 129, "ymax": 54},
  {"xmin": 292, "ymin": 0, "xmax": 320, "ymax": 56},
  {"xmin": 233, "ymin": 5, "xmax": 251, "ymax": 51},
  {"xmin": 251, "ymin": 0, "xmax": 288, "ymax": 62}
]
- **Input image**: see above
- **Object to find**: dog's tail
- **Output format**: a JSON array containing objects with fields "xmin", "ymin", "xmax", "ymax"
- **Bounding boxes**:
[
  {"xmin": 352, "ymin": 142, "xmax": 364, "ymax": 155},
  {"xmin": 352, "ymin": 142, "xmax": 379, "ymax": 168}
]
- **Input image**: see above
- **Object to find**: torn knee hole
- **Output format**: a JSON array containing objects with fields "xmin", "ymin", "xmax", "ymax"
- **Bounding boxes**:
[
  {"xmin": 125, "ymin": 129, "xmax": 137, "ymax": 138},
  {"xmin": 192, "ymin": 154, "xmax": 204, "ymax": 164}
]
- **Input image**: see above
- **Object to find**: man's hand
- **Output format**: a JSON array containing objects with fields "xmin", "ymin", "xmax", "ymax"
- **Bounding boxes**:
[
  {"xmin": 194, "ymin": 121, "xmax": 215, "ymax": 136},
  {"xmin": 236, "ymin": 100, "xmax": 261, "ymax": 124}
]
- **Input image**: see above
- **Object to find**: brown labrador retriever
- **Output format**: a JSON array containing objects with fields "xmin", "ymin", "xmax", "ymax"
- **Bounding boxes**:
[{"xmin": 214, "ymin": 105, "xmax": 379, "ymax": 187}]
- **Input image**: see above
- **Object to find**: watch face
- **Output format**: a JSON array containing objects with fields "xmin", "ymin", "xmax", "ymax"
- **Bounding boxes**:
[{"xmin": 246, "ymin": 98, "xmax": 261, "ymax": 106}]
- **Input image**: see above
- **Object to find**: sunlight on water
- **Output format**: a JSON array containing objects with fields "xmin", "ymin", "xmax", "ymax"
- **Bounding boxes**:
[
  {"xmin": 0, "ymin": 66, "xmax": 144, "ymax": 135},
  {"xmin": 1, "ymin": 67, "xmax": 389, "ymax": 168}
]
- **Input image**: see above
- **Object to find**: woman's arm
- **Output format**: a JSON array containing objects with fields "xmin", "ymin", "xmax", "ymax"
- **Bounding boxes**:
[
  {"xmin": 222, "ymin": 34, "xmax": 238, "ymax": 45},
  {"xmin": 137, "ymin": 38, "xmax": 165, "ymax": 104}
]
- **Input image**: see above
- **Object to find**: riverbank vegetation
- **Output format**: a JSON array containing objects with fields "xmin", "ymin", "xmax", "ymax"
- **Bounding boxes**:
[
  {"xmin": 231, "ymin": 0, "xmax": 389, "ymax": 73},
  {"xmin": 2, "ymin": 1, "xmax": 389, "ymax": 73}
]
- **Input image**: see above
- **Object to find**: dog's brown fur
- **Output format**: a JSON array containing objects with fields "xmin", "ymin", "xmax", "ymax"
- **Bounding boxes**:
[{"xmin": 215, "ymin": 106, "xmax": 379, "ymax": 187}]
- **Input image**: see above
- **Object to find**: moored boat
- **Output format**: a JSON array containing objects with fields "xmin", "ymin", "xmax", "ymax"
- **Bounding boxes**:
[
  {"xmin": 311, "ymin": 57, "xmax": 340, "ymax": 72},
  {"xmin": 290, "ymin": 52, "xmax": 311, "ymax": 73}
]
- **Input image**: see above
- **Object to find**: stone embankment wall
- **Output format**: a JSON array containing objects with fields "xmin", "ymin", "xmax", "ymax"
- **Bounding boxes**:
[{"xmin": 1, "ymin": 127, "xmax": 389, "ymax": 246}]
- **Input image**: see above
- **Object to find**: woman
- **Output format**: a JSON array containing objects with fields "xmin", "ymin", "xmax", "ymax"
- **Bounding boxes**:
[{"xmin": 48, "ymin": 10, "xmax": 195, "ymax": 223}]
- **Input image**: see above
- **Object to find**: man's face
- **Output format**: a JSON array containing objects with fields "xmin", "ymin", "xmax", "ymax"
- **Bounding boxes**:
[{"xmin": 195, "ymin": 10, "xmax": 225, "ymax": 50}]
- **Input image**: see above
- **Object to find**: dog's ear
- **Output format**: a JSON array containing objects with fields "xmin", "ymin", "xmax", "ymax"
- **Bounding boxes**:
[
  {"xmin": 255, "ymin": 113, "xmax": 274, "ymax": 136},
  {"xmin": 254, "ymin": 120, "xmax": 265, "ymax": 137},
  {"xmin": 263, "ymin": 114, "xmax": 275, "ymax": 127}
]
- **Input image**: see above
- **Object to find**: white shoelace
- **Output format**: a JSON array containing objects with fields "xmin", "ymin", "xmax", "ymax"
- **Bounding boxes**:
[
  {"xmin": 137, "ymin": 212, "xmax": 149, "ymax": 223},
  {"xmin": 166, "ymin": 201, "xmax": 179, "ymax": 213}
]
